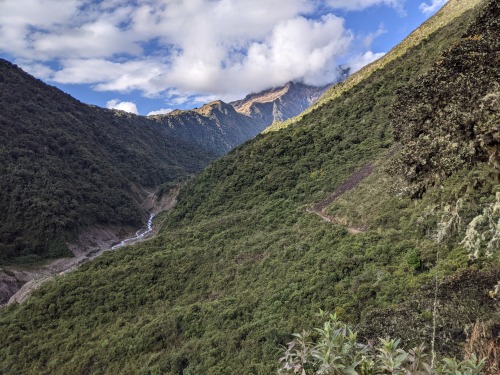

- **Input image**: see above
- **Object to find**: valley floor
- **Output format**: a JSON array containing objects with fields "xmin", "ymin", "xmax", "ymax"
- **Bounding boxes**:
[{"xmin": 0, "ymin": 188, "xmax": 179, "ymax": 306}]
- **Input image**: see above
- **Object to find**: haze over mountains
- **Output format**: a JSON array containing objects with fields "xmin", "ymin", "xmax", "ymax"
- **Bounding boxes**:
[{"xmin": 0, "ymin": 0, "xmax": 499, "ymax": 373}]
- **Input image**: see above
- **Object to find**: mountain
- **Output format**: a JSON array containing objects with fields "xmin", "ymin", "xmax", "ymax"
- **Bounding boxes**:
[
  {"xmin": 149, "ymin": 100, "xmax": 261, "ymax": 156},
  {"xmin": 0, "ymin": 0, "xmax": 498, "ymax": 374},
  {"xmin": 0, "ymin": 61, "xmax": 329, "ymax": 266},
  {"xmin": 267, "ymin": 0, "xmax": 484, "ymax": 133},
  {"xmin": 0, "ymin": 58, "xmax": 214, "ymax": 265},
  {"xmin": 231, "ymin": 80, "xmax": 339, "ymax": 124},
  {"xmin": 149, "ymin": 80, "xmax": 338, "ymax": 156}
]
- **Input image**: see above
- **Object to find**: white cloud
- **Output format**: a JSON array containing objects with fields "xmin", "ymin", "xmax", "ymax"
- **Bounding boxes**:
[
  {"xmin": 52, "ymin": 58, "xmax": 167, "ymax": 97},
  {"xmin": 32, "ymin": 21, "xmax": 141, "ymax": 59},
  {"xmin": 326, "ymin": 0, "xmax": 403, "ymax": 11},
  {"xmin": 419, "ymin": 0, "xmax": 448, "ymax": 14},
  {"xmin": 364, "ymin": 23, "xmax": 387, "ymax": 48},
  {"xmin": 106, "ymin": 99, "xmax": 139, "ymax": 114},
  {"xmin": 16, "ymin": 60, "xmax": 55, "ymax": 80},
  {"xmin": 348, "ymin": 51, "xmax": 385, "ymax": 73},
  {"xmin": 158, "ymin": 14, "xmax": 353, "ymax": 96},
  {"xmin": 147, "ymin": 108, "xmax": 174, "ymax": 116},
  {"xmin": 0, "ymin": 0, "xmax": 401, "ymax": 105},
  {"xmin": 0, "ymin": 0, "xmax": 81, "ymax": 59}
]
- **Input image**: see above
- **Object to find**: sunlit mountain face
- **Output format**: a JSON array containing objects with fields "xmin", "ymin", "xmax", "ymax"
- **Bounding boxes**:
[
  {"xmin": 3, "ymin": 0, "xmax": 499, "ymax": 374},
  {"xmin": 0, "ymin": 0, "xmax": 447, "ymax": 115}
]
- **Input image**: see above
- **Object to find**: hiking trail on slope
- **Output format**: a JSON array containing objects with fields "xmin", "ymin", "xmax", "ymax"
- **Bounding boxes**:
[{"xmin": 307, "ymin": 164, "xmax": 374, "ymax": 234}]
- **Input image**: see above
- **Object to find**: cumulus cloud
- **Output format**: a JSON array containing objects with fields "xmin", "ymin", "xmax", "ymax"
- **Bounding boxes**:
[
  {"xmin": 106, "ymin": 99, "xmax": 139, "ymax": 114},
  {"xmin": 16, "ymin": 60, "xmax": 55, "ymax": 80},
  {"xmin": 161, "ymin": 14, "xmax": 353, "ymax": 95},
  {"xmin": 419, "ymin": 0, "xmax": 448, "ymax": 14},
  {"xmin": 0, "ymin": 0, "xmax": 81, "ymax": 59},
  {"xmin": 348, "ymin": 51, "xmax": 385, "ymax": 73},
  {"xmin": 0, "ymin": 0, "xmax": 403, "ymax": 106},
  {"xmin": 52, "ymin": 58, "xmax": 167, "ymax": 97},
  {"xmin": 147, "ymin": 108, "xmax": 174, "ymax": 116}
]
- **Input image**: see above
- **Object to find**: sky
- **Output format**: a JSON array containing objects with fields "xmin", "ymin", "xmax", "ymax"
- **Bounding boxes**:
[{"xmin": 0, "ymin": 0, "xmax": 448, "ymax": 116}]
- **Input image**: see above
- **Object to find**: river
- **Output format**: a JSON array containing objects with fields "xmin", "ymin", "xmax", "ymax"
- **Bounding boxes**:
[
  {"xmin": 5, "ymin": 213, "xmax": 156, "ymax": 306},
  {"xmin": 111, "ymin": 213, "xmax": 155, "ymax": 250}
]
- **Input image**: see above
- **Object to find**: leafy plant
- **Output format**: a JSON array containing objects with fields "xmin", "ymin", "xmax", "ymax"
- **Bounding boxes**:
[
  {"xmin": 278, "ymin": 313, "xmax": 486, "ymax": 375},
  {"xmin": 0, "ymin": 2, "xmax": 498, "ymax": 374}
]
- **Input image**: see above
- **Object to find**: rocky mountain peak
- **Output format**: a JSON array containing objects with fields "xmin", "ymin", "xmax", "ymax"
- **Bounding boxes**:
[
  {"xmin": 193, "ymin": 100, "xmax": 234, "ymax": 116},
  {"xmin": 230, "ymin": 80, "xmax": 335, "ymax": 123}
]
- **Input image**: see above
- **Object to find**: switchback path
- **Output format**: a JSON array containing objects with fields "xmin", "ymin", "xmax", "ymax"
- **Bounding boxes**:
[{"xmin": 307, "ymin": 164, "xmax": 374, "ymax": 234}]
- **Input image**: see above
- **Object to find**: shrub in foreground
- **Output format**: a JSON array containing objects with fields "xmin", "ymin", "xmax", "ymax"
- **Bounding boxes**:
[{"xmin": 278, "ymin": 311, "xmax": 485, "ymax": 375}]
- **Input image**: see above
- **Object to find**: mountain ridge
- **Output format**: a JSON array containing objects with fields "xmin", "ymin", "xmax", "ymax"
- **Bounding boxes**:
[
  {"xmin": 0, "ymin": 61, "xmax": 335, "ymax": 302},
  {"xmin": 230, "ymin": 80, "xmax": 336, "ymax": 123},
  {"xmin": 148, "ymin": 80, "xmax": 337, "ymax": 155},
  {"xmin": 0, "ymin": 0, "xmax": 498, "ymax": 373},
  {"xmin": 266, "ymin": 0, "xmax": 484, "ymax": 132},
  {"xmin": 0, "ymin": 58, "xmax": 214, "ymax": 266}
]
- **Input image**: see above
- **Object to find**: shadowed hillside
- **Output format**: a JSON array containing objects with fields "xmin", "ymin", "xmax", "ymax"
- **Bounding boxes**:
[
  {"xmin": 149, "ymin": 100, "xmax": 261, "ymax": 156},
  {"xmin": 0, "ymin": 0, "xmax": 498, "ymax": 374},
  {"xmin": 149, "ymin": 80, "xmax": 337, "ymax": 156},
  {"xmin": 0, "ymin": 59, "xmax": 214, "ymax": 264}
]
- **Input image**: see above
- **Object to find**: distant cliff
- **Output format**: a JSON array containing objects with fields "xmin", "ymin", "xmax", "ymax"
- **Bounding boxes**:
[
  {"xmin": 231, "ymin": 80, "xmax": 334, "ymax": 124},
  {"xmin": 150, "ymin": 79, "xmax": 344, "ymax": 155},
  {"xmin": 149, "ymin": 100, "xmax": 261, "ymax": 156}
]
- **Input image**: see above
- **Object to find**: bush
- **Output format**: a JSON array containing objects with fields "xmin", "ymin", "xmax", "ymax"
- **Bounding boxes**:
[{"xmin": 278, "ymin": 311, "xmax": 486, "ymax": 375}]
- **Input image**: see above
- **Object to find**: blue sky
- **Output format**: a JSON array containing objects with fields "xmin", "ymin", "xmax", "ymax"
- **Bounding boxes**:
[{"xmin": 0, "ymin": 0, "xmax": 448, "ymax": 116}]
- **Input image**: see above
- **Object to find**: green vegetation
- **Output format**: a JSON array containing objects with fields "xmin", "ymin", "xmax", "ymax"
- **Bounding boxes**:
[
  {"xmin": 267, "ymin": 0, "xmax": 483, "ymax": 132},
  {"xmin": 388, "ymin": 1, "xmax": 499, "ymax": 197},
  {"xmin": 0, "ymin": 60, "xmax": 214, "ymax": 264},
  {"xmin": 279, "ymin": 312, "xmax": 487, "ymax": 374},
  {"xmin": 0, "ymin": 1, "xmax": 498, "ymax": 374},
  {"xmin": 150, "ymin": 82, "xmax": 332, "ymax": 157}
]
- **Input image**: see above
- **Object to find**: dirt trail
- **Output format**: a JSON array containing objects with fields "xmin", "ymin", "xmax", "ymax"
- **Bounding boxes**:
[
  {"xmin": 1, "ymin": 188, "xmax": 179, "ymax": 307},
  {"xmin": 308, "ymin": 164, "xmax": 373, "ymax": 234}
]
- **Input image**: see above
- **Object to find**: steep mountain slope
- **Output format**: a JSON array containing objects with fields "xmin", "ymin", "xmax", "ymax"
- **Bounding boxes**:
[
  {"xmin": 149, "ymin": 81, "xmax": 335, "ymax": 156},
  {"xmin": 0, "ymin": 62, "xmax": 327, "ymax": 266},
  {"xmin": 0, "ymin": 1, "xmax": 497, "ymax": 374},
  {"xmin": 0, "ymin": 59, "xmax": 214, "ymax": 265},
  {"xmin": 231, "ymin": 80, "xmax": 336, "ymax": 124},
  {"xmin": 149, "ymin": 100, "xmax": 260, "ymax": 156},
  {"xmin": 267, "ymin": 0, "xmax": 484, "ymax": 132}
]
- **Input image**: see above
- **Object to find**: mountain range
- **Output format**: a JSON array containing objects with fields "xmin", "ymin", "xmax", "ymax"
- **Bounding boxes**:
[
  {"xmin": 149, "ymin": 79, "xmax": 339, "ymax": 156},
  {"xmin": 0, "ymin": 60, "xmax": 330, "ymax": 264},
  {"xmin": 0, "ymin": 0, "xmax": 498, "ymax": 373},
  {"xmin": 0, "ymin": 59, "xmax": 215, "ymax": 264},
  {"xmin": 0, "ymin": 58, "xmax": 335, "ymax": 304}
]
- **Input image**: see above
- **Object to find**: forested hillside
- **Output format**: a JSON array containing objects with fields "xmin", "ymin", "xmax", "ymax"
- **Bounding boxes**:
[
  {"xmin": 149, "ymin": 81, "xmax": 333, "ymax": 156},
  {"xmin": 0, "ymin": 60, "xmax": 214, "ymax": 264},
  {"xmin": 149, "ymin": 100, "xmax": 262, "ymax": 156},
  {"xmin": 0, "ymin": 0, "xmax": 498, "ymax": 374},
  {"xmin": 0, "ymin": 61, "xmax": 328, "ymax": 265}
]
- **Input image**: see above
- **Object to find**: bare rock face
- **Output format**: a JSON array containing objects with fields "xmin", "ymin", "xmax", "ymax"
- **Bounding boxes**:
[
  {"xmin": 231, "ymin": 81, "xmax": 332, "ymax": 124},
  {"xmin": 0, "ymin": 270, "xmax": 21, "ymax": 305},
  {"xmin": 149, "ymin": 77, "xmax": 349, "ymax": 156},
  {"xmin": 149, "ymin": 101, "xmax": 261, "ymax": 156}
]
